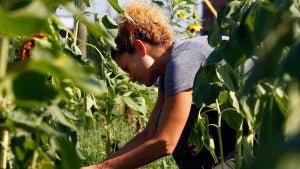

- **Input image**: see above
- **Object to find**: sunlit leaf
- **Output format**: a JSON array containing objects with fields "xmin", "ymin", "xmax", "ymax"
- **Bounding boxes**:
[
  {"xmin": 107, "ymin": 0, "xmax": 123, "ymax": 14},
  {"xmin": 121, "ymin": 96, "xmax": 148, "ymax": 115},
  {"xmin": 0, "ymin": 10, "xmax": 50, "ymax": 36},
  {"xmin": 29, "ymin": 47, "xmax": 107, "ymax": 96}
]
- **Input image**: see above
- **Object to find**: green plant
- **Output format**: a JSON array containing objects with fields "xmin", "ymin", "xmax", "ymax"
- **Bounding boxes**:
[
  {"xmin": 154, "ymin": 0, "xmax": 202, "ymax": 38},
  {"xmin": 190, "ymin": 0, "xmax": 300, "ymax": 168},
  {"xmin": 0, "ymin": 0, "xmax": 155, "ymax": 168}
]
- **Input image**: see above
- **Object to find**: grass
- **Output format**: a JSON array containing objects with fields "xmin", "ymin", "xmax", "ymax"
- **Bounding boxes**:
[{"xmin": 78, "ymin": 115, "xmax": 178, "ymax": 168}]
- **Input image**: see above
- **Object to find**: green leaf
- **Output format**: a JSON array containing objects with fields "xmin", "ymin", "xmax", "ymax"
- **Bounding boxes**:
[
  {"xmin": 256, "ymin": 94, "xmax": 286, "ymax": 169},
  {"xmin": 261, "ymin": 92, "xmax": 284, "ymax": 131},
  {"xmin": 102, "ymin": 15, "xmax": 118, "ymax": 29},
  {"xmin": 216, "ymin": 0, "xmax": 245, "ymax": 33},
  {"xmin": 208, "ymin": 26, "xmax": 222, "ymax": 48},
  {"xmin": 241, "ymin": 135, "xmax": 256, "ymax": 168},
  {"xmin": 11, "ymin": 136, "xmax": 35, "ymax": 165},
  {"xmin": 205, "ymin": 45, "xmax": 225, "ymax": 66},
  {"xmin": 10, "ymin": 0, "xmax": 49, "ymax": 18},
  {"xmin": 29, "ymin": 47, "xmax": 107, "ymax": 96},
  {"xmin": 83, "ymin": 0, "xmax": 93, "ymax": 7},
  {"xmin": 218, "ymin": 91, "xmax": 228, "ymax": 105},
  {"xmin": 188, "ymin": 116, "xmax": 204, "ymax": 153},
  {"xmin": 0, "ymin": 0, "xmax": 52, "ymax": 36},
  {"xmin": 121, "ymin": 96, "xmax": 148, "ymax": 115},
  {"xmin": 0, "ymin": 10, "xmax": 50, "ymax": 36},
  {"xmin": 203, "ymin": 135, "xmax": 218, "ymax": 164},
  {"xmin": 193, "ymin": 66, "xmax": 223, "ymax": 106},
  {"xmin": 153, "ymin": 0, "xmax": 164, "ymax": 7},
  {"xmin": 228, "ymin": 91, "xmax": 240, "ymax": 112},
  {"xmin": 107, "ymin": 0, "xmax": 123, "ymax": 14},
  {"xmin": 53, "ymin": 138, "xmax": 81, "ymax": 169},
  {"xmin": 8, "ymin": 110, "xmax": 63, "ymax": 137},
  {"xmin": 218, "ymin": 65, "xmax": 239, "ymax": 92},
  {"xmin": 240, "ymin": 97, "xmax": 254, "ymax": 129},
  {"xmin": 0, "ymin": 0, "xmax": 32, "ymax": 11},
  {"xmin": 222, "ymin": 109, "xmax": 244, "ymax": 130},
  {"xmin": 189, "ymin": 112, "xmax": 218, "ymax": 163},
  {"xmin": 41, "ymin": 0, "xmax": 73, "ymax": 7},
  {"xmin": 223, "ymin": 32, "xmax": 247, "ymax": 69},
  {"xmin": 65, "ymin": 4, "xmax": 116, "ymax": 49},
  {"xmin": 48, "ymin": 105, "xmax": 77, "ymax": 130},
  {"xmin": 13, "ymin": 71, "xmax": 57, "ymax": 102},
  {"xmin": 280, "ymin": 41, "xmax": 300, "ymax": 80},
  {"xmin": 188, "ymin": 114, "xmax": 209, "ymax": 154}
]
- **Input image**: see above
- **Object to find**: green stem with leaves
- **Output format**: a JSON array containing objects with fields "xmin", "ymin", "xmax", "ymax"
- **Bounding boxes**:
[{"xmin": 0, "ymin": 37, "xmax": 9, "ymax": 169}]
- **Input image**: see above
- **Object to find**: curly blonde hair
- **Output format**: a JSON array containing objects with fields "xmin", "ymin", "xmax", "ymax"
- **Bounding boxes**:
[{"xmin": 111, "ymin": 0, "xmax": 174, "ymax": 59}]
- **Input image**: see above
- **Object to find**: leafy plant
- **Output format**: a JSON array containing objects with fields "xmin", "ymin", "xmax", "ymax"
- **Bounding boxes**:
[
  {"xmin": 154, "ymin": 0, "xmax": 203, "ymax": 38},
  {"xmin": 190, "ymin": 0, "xmax": 300, "ymax": 168},
  {"xmin": 0, "ymin": 0, "xmax": 156, "ymax": 168}
]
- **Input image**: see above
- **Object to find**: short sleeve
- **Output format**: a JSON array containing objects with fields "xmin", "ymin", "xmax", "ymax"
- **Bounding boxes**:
[{"xmin": 164, "ymin": 36, "xmax": 213, "ymax": 98}]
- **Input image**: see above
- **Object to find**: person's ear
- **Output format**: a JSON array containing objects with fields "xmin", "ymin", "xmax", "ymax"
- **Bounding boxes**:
[{"xmin": 133, "ymin": 39, "xmax": 147, "ymax": 56}]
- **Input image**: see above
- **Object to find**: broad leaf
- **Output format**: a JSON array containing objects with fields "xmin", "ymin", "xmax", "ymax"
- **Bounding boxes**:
[
  {"xmin": 12, "ymin": 71, "xmax": 57, "ymax": 102},
  {"xmin": 53, "ymin": 138, "xmax": 81, "ymax": 169},
  {"xmin": 193, "ymin": 66, "xmax": 223, "ymax": 107}
]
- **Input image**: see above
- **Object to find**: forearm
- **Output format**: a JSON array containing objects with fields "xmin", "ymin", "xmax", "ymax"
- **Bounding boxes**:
[
  {"xmin": 103, "ymin": 130, "xmax": 149, "ymax": 161},
  {"xmin": 99, "ymin": 137, "xmax": 170, "ymax": 169}
]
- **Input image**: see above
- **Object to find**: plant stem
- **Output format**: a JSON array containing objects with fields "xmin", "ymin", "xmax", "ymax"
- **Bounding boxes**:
[
  {"xmin": 0, "ymin": 37, "xmax": 9, "ymax": 169},
  {"xmin": 0, "ymin": 130, "xmax": 8, "ymax": 169},
  {"xmin": 203, "ymin": 0, "xmax": 218, "ymax": 18},
  {"xmin": 235, "ymin": 122, "xmax": 243, "ymax": 169},
  {"xmin": 216, "ymin": 99, "xmax": 224, "ymax": 169},
  {"xmin": 0, "ymin": 37, "xmax": 9, "ymax": 87}
]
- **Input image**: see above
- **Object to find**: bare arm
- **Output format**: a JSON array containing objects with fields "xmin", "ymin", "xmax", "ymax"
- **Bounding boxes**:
[
  {"xmin": 103, "ymin": 91, "xmax": 165, "ymax": 160},
  {"xmin": 83, "ymin": 89, "xmax": 193, "ymax": 169},
  {"xmin": 81, "ymin": 91, "xmax": 165, "ymax": 169}
]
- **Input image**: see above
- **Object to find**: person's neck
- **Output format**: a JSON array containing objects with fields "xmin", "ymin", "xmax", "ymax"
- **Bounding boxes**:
[{"xmin": 150, "ymin": 41, "xmax": 173, "ymax": 76}]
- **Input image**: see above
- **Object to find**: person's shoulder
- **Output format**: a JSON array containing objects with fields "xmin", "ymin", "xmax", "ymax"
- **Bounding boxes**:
[
  {"xmin": 173, "ymin": 36, "xmax": 207, "ymax": 50},
  {"xmin": 177, "ymin": 35, "xmax": 208, "ymax": 45}
]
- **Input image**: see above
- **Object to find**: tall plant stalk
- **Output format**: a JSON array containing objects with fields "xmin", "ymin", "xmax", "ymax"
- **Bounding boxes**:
[
  {"xmin": 0, "ymin": 37, "xmax": 9, "ymax": 169},
  {"xmin": 216, "ymin": 99, "xmax": 224, "ymax": 169},
  {"xmin": 0, "ymin": 130, "xmax": 9, "ymax": 169},
  {"xmin": 235, "ymin": 122, "xmax": 243, "ymax": 169},
  {"xmin": 203, "ymin": 0, "xmax": 217, "ymax": 18}
]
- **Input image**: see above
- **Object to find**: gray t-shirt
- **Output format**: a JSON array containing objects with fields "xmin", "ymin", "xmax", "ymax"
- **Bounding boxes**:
[{"xmin": 158, "ymin": 36, "xmax": 213, "ymax": 98}]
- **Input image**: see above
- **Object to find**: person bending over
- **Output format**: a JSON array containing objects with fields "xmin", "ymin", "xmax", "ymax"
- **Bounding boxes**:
[{"xmin": 82, "ymin": 1, "xmax": 236, "ymax": 168}]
